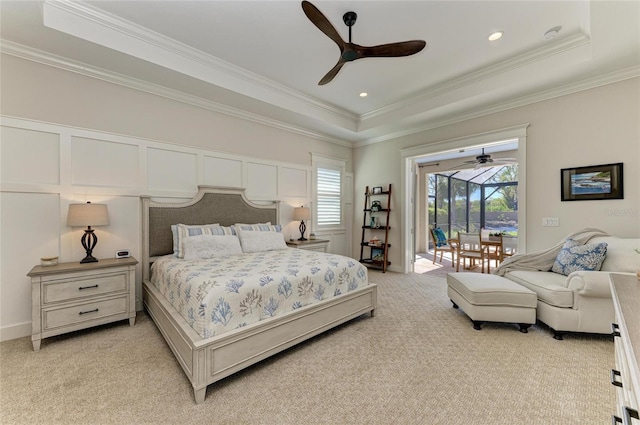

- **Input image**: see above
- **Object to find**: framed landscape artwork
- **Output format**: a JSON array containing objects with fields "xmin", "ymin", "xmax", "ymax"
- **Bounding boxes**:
[{"xmin": 561, "ymin": 162, "xmax": 623, "ymax": 201}]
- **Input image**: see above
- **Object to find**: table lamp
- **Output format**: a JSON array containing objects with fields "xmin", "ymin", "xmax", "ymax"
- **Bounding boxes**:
[
  {"xmin": 67, "ymin": 201, "xmax": 110, "ymax": 263},
  {"xmin": 293, "ymin": 207, "xmax": 311, "ymax": 241}
]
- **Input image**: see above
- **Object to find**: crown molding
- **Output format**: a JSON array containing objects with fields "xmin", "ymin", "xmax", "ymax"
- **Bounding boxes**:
[
  {"xmin": 0, "ymin": 39, "xmax": 354, "ymax": 148},
  {"xmin": 42, "ymin": 0, "xmax": 358, "ymax": 129},
  {"xmin": 355, "ymin": 65, "xmax": 640, "ymax": 148},
  {"xmin": 360, "ymin": 31, "xmax": 591, "ymax": 124}
]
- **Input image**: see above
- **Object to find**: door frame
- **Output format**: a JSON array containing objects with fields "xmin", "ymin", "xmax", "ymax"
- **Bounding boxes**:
[{"xmin": 399, "ymin": 124, "xmax": 530, "ymax": 273}]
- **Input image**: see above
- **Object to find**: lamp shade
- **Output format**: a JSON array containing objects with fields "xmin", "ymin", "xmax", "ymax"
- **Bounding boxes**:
[
  {"xmin": 67, "ymin": 202, "xmax": 110, "ymax": 227},
  {"xmin": 293, "ymin": 207, "xmax": 311, "ymax": 221}
]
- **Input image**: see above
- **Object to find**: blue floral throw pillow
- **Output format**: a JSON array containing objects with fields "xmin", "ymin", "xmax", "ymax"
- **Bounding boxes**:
[{"xmin": 551, "ymin": 238, "xmax": 608, "ymax": 276}]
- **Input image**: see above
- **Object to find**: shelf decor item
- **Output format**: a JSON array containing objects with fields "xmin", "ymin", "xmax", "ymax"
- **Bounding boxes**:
[
  {"xmin": 371, "ymin": 200, "xmax": 382, "ymax": 212},
  {"xmin": 66, "ymin": 201, "xmax": 110, "ymax": 263},
  {"xmin": 293, "ymin": 206, "xmax": 311, "ymax": 241},
  {"xmin": 372, "ymin": 186, "xmax": 382, "ymax": 195}
]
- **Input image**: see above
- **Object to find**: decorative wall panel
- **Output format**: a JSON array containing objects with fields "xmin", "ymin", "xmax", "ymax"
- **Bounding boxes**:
[
  {"xmin": 204, "ymin": 156, "xmax": 243, "ymax": 188},
  {"xmin": 0, "ymin": 126, "xmax": 59, "ymax": 185},
  {"xmin": 246, "ymin": 162, "xmax": 277, "ymax": 199},
  {"xmin": 279, "ymin": 167, "xmax": 308, "ymax": 198},
  {"xmin": 147, "ymin": 148, "xmax": 197, "ymax": 192},
  {"xmin": 71, "ymin": 137, "xmax": 138, "ymax": 188}
]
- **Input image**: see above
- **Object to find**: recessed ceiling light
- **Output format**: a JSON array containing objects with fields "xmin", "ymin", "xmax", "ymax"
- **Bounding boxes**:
[
  {"xmin": 359, "ymin": 92, "xmax": 368, "ymax": 97},
  {"xmin": 488, "ymin": 31, "xmax": 503, "ymax": 41},
  {"xmin": 544, "ymin": 26, "xmax": 562, "ymax": 40}
]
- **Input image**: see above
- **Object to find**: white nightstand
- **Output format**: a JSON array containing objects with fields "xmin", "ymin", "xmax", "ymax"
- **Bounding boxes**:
[
  {"xmin": 27, "ymin": 257, "xmax": 137, "ymax": 351},
  {"xmin": 286, "ymin": 239, "xmax": 329, "ymax": 252}
]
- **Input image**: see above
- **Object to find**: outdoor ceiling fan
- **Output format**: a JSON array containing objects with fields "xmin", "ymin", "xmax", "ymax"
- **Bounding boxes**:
[
  {"xmin": 451, "ymin": 148, "xmax": 517, "ymax": 170},
  {"xmin": 301, "ymin": 1, "xmax": 427, "ymax": 85}
]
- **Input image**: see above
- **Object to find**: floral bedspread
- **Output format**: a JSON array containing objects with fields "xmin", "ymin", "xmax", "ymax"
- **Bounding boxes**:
[{"xmin": 150, "ymin": 249, "xmax": 369, "ymax": 339}]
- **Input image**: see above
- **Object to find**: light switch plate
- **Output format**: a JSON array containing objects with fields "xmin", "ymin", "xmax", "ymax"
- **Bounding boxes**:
[{"xmin": 542, "ymin": 218, "xmax": 559, "ymax": 227}]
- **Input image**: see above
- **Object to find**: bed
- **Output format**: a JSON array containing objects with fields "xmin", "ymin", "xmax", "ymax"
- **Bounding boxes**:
[{"xmin": 141, "ymin": 186, "xmax": 377, "ymax": 403}]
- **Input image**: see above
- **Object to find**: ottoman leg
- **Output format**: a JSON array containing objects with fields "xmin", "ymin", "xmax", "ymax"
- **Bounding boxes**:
[
  {"xmin": 518, "ymin": 323, "xmax": 532, "ymax": 333},
  {"xmin": 451, "ymin": 300, "xmax": 459, "ymax": 309},
  {"xmin": 472, "ymin": 320, "xmax": 483, "ymax": 330}
]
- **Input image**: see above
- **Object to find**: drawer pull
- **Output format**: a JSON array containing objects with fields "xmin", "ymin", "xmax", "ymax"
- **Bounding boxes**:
[
  {"xmin": 623, "ymin": 406, "xmax": 639, "ymax": 425},
  {"xmin": 612, "ymin": 323, "xmax": 621, "ymax": 337},
  {"xmin": 611, "ymin": 369, "xmax": 623, "ymax": 388},
  {"xmin": 78, "ymin": 284, "xmax": 99, "ymax": 290},
  {"xmin": 78, "ymin": 308, "xmax": 99, "ymax": 315}
]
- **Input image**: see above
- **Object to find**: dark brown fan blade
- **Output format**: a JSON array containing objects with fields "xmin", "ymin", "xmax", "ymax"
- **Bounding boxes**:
[
  {"xmin": 360, "ymin": 40, "xmax": 426, "ymax": 58},
  {"xmin": 301, "ymin": 1, "xmax": 345, "ymax": 50},
  {"xmin": 318, "ymin": 60, "xmax": 346, "ymax": 85}
]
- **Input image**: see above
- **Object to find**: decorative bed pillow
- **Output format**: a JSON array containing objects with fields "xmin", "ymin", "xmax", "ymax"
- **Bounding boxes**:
[
  {"xmin": 551, "ymin": 238, "xmax": 608, "ymax": 276},
  {"xmin": 237, "ymin": 228, "xmax": 287, "ymax": 253},
  {"xmin": 182, "ymin": 235, "xmax": 243, "ymax": 260},
  {"xmin": 175, "ymin": 223, "xmax": 231, "ymax": 258},
  {"xmin": 234, "ymin": 223, "xmax": 282, "ymax": 232}
]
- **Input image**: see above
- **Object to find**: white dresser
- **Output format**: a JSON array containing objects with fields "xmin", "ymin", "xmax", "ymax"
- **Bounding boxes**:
[
  {"xmin": 610, "ymin": 273, "xmax": 640, "ymax": 424},
  {"xmin": 28, "ymin": 257, "xmax": 137, "ymax": 351}
]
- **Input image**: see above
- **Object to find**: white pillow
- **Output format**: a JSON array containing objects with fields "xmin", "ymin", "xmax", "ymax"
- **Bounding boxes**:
[
  {"xmin": 175, "ymin": 223, "xmax": 231, "ymax": 258},
  {"xmin": 237, "ymin": 228, "xmax": 287, "ymax": 253},
  {"xmin": 182, "ymin": 235, "xmax": 242, "ymax": 260},
  {"xmin": 172, "ymin": 223, "xmax": 221, "ymax": 256}
]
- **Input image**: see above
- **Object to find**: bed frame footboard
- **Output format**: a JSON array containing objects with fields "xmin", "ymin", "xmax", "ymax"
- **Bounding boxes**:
[{"xmin": 143, "ymin": 280, "xmax": 377, "ymax": 403}]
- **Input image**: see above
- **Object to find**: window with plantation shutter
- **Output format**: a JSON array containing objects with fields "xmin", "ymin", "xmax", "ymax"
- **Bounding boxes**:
[{"xmin": 316, "ymin": 166, "xmax": 342, "ymax": 227}]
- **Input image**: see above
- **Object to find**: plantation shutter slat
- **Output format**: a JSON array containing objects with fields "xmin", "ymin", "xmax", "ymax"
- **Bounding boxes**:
[{"xmin": 316, "ymin": 167, "xmax": 341, "ymax": 226}]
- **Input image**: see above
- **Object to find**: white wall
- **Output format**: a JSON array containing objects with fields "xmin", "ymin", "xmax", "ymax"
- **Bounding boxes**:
[
  {"xmin": 0, "ymin": 54, "xmax": 353, "ymax": 341},
  {"xmin": 354, "ymin": 77, "xmax": 640, "ymax": 271}
]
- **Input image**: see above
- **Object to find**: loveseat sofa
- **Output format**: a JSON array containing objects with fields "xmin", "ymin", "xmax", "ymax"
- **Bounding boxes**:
[{"xmin": 495, "ymin": 232, "xmax": 639, "ymax": 339}]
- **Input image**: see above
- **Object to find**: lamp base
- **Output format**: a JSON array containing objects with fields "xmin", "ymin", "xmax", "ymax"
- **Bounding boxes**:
[
  {"xmin": 80, "ymin": 255, "xmax": 98, "ymax": 264},
  {"xmin": 80, "ymin": 228, "xmax": 99, "ymax": 264},
  {"xmin": 298, "ymin": 220, "xmax": 307, "ymax": 241}
]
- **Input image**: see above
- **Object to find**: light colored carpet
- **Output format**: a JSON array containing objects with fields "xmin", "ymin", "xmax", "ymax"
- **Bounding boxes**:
[{"xmin": 0, "ymin": 271, "xmax": 615, "ymax": 425}]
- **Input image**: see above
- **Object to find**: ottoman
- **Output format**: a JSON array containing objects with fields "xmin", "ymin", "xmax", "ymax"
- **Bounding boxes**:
[{"xmin": 447, "ymin": 272, "xmax": 537, "ymax": 333}]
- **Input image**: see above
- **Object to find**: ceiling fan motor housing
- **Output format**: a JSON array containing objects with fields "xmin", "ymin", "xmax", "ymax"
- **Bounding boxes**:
[{"xmin": 343, "ymin": 11, "xmax": 357, "ymax": 27}]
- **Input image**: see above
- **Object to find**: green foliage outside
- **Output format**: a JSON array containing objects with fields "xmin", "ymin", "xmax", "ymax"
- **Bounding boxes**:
[{"xmin": 427, "ymin": 165, "xmax": 518, "ymax": 236}]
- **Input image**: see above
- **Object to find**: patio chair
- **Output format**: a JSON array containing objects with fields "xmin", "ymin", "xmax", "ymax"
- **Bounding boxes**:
[
  {"xmin": 484, "ymin": 235, "xmax": 502, "ymax": 273},
  {"xmin": 429, "ymin": 226, "xmax": 456, "ymax": 266},
  {"xmin": 502, "ymin": 235, "xmax": 518, "ymax": 258},
  {"xmin": 456, "ymin": 232, "xmax": 488, "ymax": 273}
]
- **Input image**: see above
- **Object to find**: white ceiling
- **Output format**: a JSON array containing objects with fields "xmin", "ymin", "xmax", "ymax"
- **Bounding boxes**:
[{"xmin": 1, "ymin": 1, "xmax": 639, "ymax": 147}]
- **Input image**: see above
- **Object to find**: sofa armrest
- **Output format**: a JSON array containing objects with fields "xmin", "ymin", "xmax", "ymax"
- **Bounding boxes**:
[{"xmin": 566, "ymin": 271, "xmax": 613, "ymax": 298}]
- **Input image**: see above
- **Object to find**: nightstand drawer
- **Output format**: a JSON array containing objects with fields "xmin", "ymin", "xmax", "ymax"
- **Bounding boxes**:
[
  {"xmin": 43, "ymin": 272, "xmax": 128, "ymax": 304},
  {"xmin": 42, "ymin": 296, "xmax": 128, "ymax": 330}
]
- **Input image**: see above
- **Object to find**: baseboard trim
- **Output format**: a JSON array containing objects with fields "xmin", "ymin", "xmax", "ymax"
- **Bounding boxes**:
[{"xmin": 0, "ymin": 322, "xmax": 31, "ymax": 342}]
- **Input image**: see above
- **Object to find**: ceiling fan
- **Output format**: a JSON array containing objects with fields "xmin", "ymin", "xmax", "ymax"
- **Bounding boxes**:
[
  {"xmin": 452, "ymin": 148, "xmax": 517, "ymax": 170},
  {"xmin": 301, "ymin": 1, "xmax": 427, "ymax": 85}
]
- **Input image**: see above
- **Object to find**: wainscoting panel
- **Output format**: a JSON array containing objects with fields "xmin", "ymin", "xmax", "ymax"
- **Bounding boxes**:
[
  {"xmin": 279, "ymin": 167, "xmax": 308, "ymax": 198},
  {"xmin": 71, "ymin": 137, "xmax": 139, "ymax": 188},
  {"xmin": 147, "ymin": 147, "xmax": 198, "ymax": 193},
  {"xmin": 246, "ymin": 162, "xmax": 278, "ymax": 200},
  {"xmin": 0, "ymin": 125, "xmax": 60, "ymax": 185},
  {"xmin": 0, "ymin": 192, "xmax": 60, "ymax": 336},
  {"xmin": 203, "ymin": 155, "xmax": 243, "ymax": 188}
]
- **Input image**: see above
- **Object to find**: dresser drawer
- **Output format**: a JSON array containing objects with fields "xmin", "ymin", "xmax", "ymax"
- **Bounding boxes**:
[
  {"xmin": 43, "ymin": 271, "xmax": 128, "ymax": 304},
  {"xmin": 42, "ymin": 296, "xmax": 128, "ymax": 330}
]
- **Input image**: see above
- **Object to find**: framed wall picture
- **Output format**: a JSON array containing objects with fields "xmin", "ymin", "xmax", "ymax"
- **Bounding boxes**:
[
  {"xmin": 561, "ymin": 162, "xmax": 623, "ymax": 201},
  {"xmin": 372, "ymin": 186, "xmax": 382, "ymax": 194}
]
